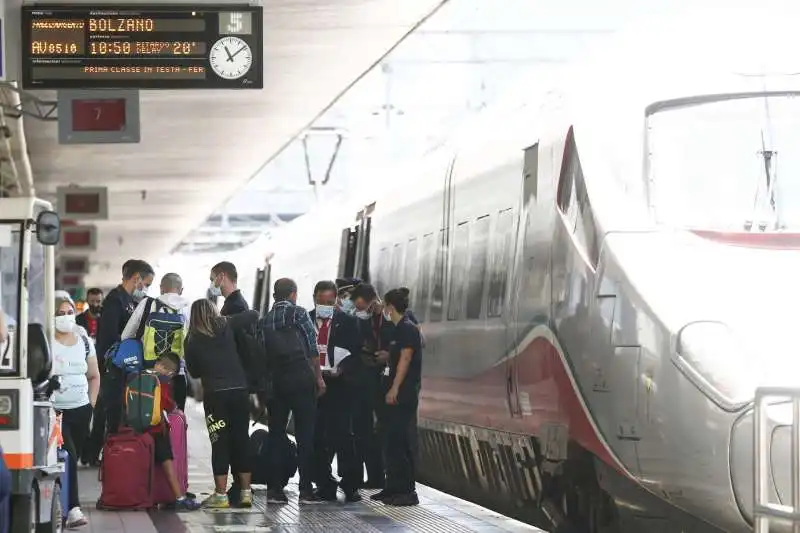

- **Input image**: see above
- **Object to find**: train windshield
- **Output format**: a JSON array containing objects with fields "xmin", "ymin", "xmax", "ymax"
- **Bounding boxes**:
[{"xmin": 647, "ymin": 93, "xmax": 800, "ymax": 231}]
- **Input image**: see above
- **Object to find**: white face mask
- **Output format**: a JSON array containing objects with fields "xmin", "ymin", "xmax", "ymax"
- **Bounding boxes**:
[
  {"xmin": 383, "ymin": 310, "xmax": 392, "ymax": 321},
  {"xmin": 355, "ymin": 310, "xmax": 371, "ymax": 320},
  {"xmin": 55, "ymin": 314, "xmax": 76, "ymax": 333},
  {"xmin": 315, "ymin": 304, "xmax": 335, "ymax": 319}
]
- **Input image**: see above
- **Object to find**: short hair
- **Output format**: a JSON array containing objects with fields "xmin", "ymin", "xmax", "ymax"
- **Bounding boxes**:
[
  {"xmin": 160, "ymin": 273, "xmax": 183, "ymax": 292},
  {"xmin": 383, "ymin": 287, "xmax": 411, "ymax": 313},
  {"xmin": 211, "ymin": 261, "xmax": 238, "ymax": 283},
  {"xmin": 123, "ymin": 259, "xmax": 154, "ymax": 280},
  {"xmin": 86, "ymin": 288, "xmax": 103, "ymax": 297},
  {"xmin": 273, "ymin": 278, "xmax": 297, "ymax": 302},
  {"xmin": 157, "ymin": 352, "xmax": 180, "ymax": 372},
  {"xmin": 351, "ymin": 283, "xmax": 378, "ymax": 303},
  {"xmin": 313, "ymin": 280, "xmax": 337, "ymax": 296}
]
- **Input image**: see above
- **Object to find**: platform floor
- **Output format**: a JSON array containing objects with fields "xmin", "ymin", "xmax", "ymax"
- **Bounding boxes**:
[{"xmin": 75, "ymin": 399, "xmax": 547, "ymax": 533}]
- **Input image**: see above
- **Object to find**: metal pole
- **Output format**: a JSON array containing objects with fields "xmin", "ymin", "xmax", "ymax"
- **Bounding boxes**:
[{"xmin": 793, "ymin": 396, "xmax": 800, "ymax": 533}]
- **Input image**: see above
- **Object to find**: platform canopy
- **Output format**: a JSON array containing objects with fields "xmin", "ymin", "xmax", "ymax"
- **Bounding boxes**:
[{"xmin": 19, "ymin": 0, "xmax": 446, "ymax": 287}]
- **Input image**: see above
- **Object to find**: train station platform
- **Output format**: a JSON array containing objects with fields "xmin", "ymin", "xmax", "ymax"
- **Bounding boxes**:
[{"xmin": 75, "ymin": 399, "xmax": 547, "ymax": 533}]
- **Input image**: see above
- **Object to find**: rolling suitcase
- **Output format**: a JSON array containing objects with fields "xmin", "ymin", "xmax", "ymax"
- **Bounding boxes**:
[
  {"xmin": 57, "ymin": 449, "xmax": 69, "ymax": 519},
  {"xmin": 153, "ymin": 410, "xmax": 188, "ymax": 504},
  {"xmin": 97, "ymin": 428, "xmax": 155, "ymax": 510}
]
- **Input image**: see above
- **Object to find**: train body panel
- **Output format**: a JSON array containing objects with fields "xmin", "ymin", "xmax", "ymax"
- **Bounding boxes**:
[{"xmin": 250, "ymin": 6, "xmax": 800, "ymax": 532}]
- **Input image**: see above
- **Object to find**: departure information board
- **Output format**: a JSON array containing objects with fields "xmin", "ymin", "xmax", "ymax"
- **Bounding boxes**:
[{"xmin": 21, "ymin": 4, "xmax": 263, "ymax": 89}]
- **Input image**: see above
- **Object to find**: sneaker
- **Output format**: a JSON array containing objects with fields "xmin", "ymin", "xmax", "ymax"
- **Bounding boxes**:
[
  {"xmin": 385, "ymin": 492, "xmax": 419, "ymax": 506},
  {"xmin": 66, "ymin": 507, "xmax": 88, "ymax": 528},
  {"xmin": 201, "ymin": 492, "xmax": 230, "ymax": 509},
  {"xmin": 266, "ymin": 489, "xmax": 288, "ymax": 504},
  {"xmin": 239, "ymin": 489, "xmax": 252, "ymax": 508},
  {"xmin": 175, "ymin": 497, "xmax": 201, "ymax": 511}
]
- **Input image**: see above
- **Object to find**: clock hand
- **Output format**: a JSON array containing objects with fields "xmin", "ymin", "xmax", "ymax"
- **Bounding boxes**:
[
  {"xmin": 223, "ymin": 45, "xmax": 234, "ymax": 62},
  {"xmin": 230, "ymin": 45, "xmax": 248, "ymax": 59}
]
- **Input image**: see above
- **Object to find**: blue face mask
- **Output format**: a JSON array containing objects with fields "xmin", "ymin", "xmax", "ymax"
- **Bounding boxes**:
[
  {"xmin": 132, "ymin": 288, "xmax": 147, "ymax": 301},
  {"xmin": 339, "ymin": 298, "xmax": 355, "ymax": 315},
  {"xmin": 315, "ymin": 304, "xmax": 335, "ymax": 319}
]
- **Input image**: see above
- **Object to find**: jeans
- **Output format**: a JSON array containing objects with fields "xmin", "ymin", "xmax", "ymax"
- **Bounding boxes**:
[{"xmin": 60, "ymin": 403, "xmax": 93, "ymax": 509}]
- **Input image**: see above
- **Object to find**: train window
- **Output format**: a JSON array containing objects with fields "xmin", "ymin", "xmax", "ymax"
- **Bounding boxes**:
[
  {"xmin": 447, "ymin": 221, "xmax": 470, "ymax": 321},
  {"xmin": 466, "ymin": 215, "xmax": 490, "ymax": 319},
  {"xmin": 403, "ymin": 238, "xmax": 419, "ymax": 299},
  {"xmin": 429, "ymin": 228, "xmax": 447, "ymax": 323},
  {"xmin": 390, "ymin": 242, "xmax": 404, "ymax": 289},
  {"xmin": 488, "ymin": 208, "xmax": 514, "ymax": 317},
  {"xmin": 417, "ymin": 233, "xmax": 435, "ymax": 322},
  {"xmin": 558, "ymin": 128, "xmax": 599, "ymax": 267}
]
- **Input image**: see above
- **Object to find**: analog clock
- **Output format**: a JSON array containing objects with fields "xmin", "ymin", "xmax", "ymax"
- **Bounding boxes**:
[{"xmin": 209, "ymin": 36, "xmax": 253, "ymax": 80}]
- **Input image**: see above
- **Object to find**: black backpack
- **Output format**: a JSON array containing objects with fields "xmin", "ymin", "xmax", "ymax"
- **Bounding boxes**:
[
  {"xmin": 234, "ymin": 323, "xmax": 273, "ymax": 401},
  {"xmin": 259, "ymin": 322, "xmax": 309, "ymax": 369}
]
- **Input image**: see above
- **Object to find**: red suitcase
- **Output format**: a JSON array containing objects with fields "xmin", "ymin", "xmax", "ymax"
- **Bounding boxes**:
[
  {"xmin": 153, "ymin": 410, "xmax": 188, "ymax": 504},
  {"xmin": 97, "ymin": 428, "xmax": 155, "ymax": 510}
]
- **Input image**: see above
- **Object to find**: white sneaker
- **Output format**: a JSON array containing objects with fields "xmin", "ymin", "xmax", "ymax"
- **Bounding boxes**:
[{"xmin": 66, "ymin": 507, "xmax": 88, "ymax": 529}]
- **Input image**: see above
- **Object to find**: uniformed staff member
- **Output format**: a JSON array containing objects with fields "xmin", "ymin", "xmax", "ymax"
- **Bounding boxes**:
[
  {"xmin": 374, "ymin": 287, "xmax": 421, "ymax": 506},
  {"xmin": 310, "ymin": 280, "xmax": 363, "ymax": 503}
]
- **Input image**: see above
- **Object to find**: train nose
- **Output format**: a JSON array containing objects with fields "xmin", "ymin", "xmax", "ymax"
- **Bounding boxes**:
[{"xmin": 730, "ymin": 399, "xmax": 800, "ymax": 532}]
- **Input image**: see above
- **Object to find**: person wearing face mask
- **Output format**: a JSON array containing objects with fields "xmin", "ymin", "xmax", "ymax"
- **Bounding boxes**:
[
  {"xmin": 309, "ymin": 280, "xmax": 364, "ymax": 503},
  {"xmin": 334, "ymin": 278, "xmax": 361, "ymax": 316},
  {"xmin": 209, "ymin": 262, "xmax": 249, "ymax": 316},
  {"xmin": 374, "ymin": 287, "xmax": 422, "ymax": 506},
  {"xmin": 53, "ymin": 296, "xmax": 101, "ymax": 527},
  {"xmin": 83, "ymin": 259, "xmax": 154, "ymax": 466},
  {"xmin": 76, "ymin": 287, "xmax": 103, "ymax": 341}
]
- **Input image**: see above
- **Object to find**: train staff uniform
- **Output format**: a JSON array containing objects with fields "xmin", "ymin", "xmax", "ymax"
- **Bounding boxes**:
[
  {"xmin": 310, "ymin": 280, "xmax": 364, "ymax": 502},
  {"xmin": 335, "ymin": 277, "xmax": 361, "ymax": 316},
  {"xmin": 83, "ymin": 259, "xmax": 154, "ymax": 466},
  {"xmin": 374, "ymin": 288, "xmax": 422, "ymax": 506},
  {"xmin": 258, "ymin": 278, "xmax": 326, "ymax": 504},
  {"xmin": 351, "ymin": 283, "xmax": 395, "ymax": 489}
]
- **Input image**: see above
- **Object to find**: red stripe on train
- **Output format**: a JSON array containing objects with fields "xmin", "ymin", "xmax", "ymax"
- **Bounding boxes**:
[
  {"xmin": 420, "ymin": 333, "xmax": 626, "ymax": 477},
  {"xmin": 690, "ymin": 229, "xmax": 800, "ymax": 249}
]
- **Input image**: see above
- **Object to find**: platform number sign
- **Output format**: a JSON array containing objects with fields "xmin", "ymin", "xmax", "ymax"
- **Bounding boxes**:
[
  {"xmin": 219, "ymin": 11, "xmax": 253, "ymax": 35},
  {"xmin": 0, "ymin": 328, "xmax": 14, "ymax": 371}
]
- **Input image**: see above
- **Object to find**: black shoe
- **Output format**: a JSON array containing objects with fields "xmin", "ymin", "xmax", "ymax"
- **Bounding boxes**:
[
  {"xmin": 266, "ymin": 489, "xmax": 288, "ymax": 504},
  {"xmin": 385, "ymin": 492, "xmax": 419, "ymax": 506},
  {"xmin": 299, "ymin": 490, "xmax": 326, "ymax": 504},
  {"xmin": 314, "ymin": 488, "xmax": 338, "ymax": 502},
  {"xmin": 370, "ymin": 490, "xmax": 393, "ymax": 502},
  {"xmin": 344, "ymin": 490, "xmax": 362, "ymax": 503}
]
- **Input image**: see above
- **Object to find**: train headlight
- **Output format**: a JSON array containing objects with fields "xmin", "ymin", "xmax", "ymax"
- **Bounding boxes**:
[{"xmin": 674, "ymin": 321, "xmax": 757, "ymax": 411}]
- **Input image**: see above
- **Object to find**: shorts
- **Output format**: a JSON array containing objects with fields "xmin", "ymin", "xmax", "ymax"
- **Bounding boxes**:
[{"xmin": 152, "ymin": 429, "xmax": 173, "ymax": 463}]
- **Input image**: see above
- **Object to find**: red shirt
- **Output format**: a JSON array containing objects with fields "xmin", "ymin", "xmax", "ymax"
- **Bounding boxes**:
[{"xmin": 86, "ymin": 314, "xmax": 98, "ymax": 338}]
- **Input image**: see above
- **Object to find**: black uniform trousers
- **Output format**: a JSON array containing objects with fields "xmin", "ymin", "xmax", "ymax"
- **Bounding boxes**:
[
  {"xmin": 353, "ymin": 368, "xmax": 388, "ymax": 486},
  {"xmin": 313, "ymin": 375, "xmax": 361, "ymax": 494},
  {"xmin": 384, "ymin": 399, "xmax": 418, "ymax": 495}
]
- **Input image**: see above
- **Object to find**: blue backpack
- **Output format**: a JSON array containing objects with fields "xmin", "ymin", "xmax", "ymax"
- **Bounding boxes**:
[{"xmin": 105, "ymin": 338, "xmax": 144, "ymax": 374}]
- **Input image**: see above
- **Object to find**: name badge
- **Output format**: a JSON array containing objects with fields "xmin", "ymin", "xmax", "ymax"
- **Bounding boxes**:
[
  {"xmin": 382, "ymin": 367, "xmax": 390, "ymax": 377},
  {"xmin": 317, "ymin": 344, "xmax": 327, "ymax": 355}
]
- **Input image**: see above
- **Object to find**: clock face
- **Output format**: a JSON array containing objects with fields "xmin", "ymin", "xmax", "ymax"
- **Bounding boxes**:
[{"xmin": 209, "ymin": 36, "xmax": 253, "ymax": 80}]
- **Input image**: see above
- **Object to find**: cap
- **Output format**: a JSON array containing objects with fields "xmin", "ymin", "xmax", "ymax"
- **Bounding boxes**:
[{"xmin": 336, "ymin": 277, "xmax": 362, "ymax": 294}]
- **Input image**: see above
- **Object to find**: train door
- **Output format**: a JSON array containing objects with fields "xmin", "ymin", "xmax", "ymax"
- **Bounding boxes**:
[
  {"xmin": 506, "ymin": 142, "xmax": 540, "ymax": 418},
  {"xmin": 353, "ymin": 203, "xmax": 374, "ymax": 283},
  {"xmin": 252, "ymin": 268, "xmax": 265, "ymax": 313}
]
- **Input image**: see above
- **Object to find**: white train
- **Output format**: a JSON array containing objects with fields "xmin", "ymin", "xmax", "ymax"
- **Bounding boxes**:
[{"xmin": 243, "ymin": 6, "xmax": 800, "ymax": 532}]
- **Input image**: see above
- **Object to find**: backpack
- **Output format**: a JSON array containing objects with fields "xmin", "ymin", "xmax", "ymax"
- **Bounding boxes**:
[
  {"xmin": 138, "ymin": 298, "xmax": 185, "ymax": 365},
  {"xmin": 259, "ymin": 321, "xmax": 309, "ymax": 369},
  {"xmin": 124, "ymin": 372, "xmax": 163, "ymax": 433},
  {"xmin": 234, "ymin": 323, "xmax": 273, "ymax": 400},
  {"xmin": 105, "ymin": 338, "xmax": 144, "ymax": 374}
]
